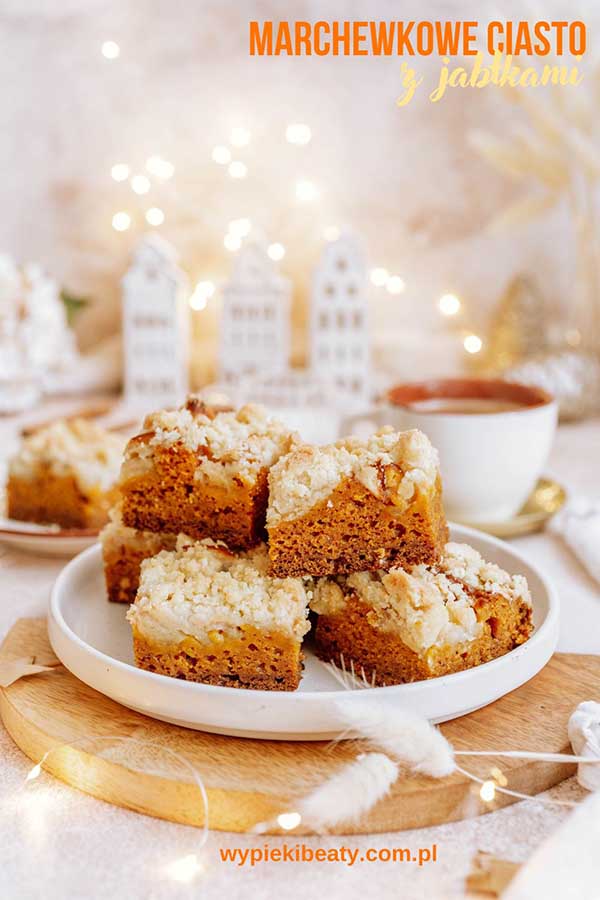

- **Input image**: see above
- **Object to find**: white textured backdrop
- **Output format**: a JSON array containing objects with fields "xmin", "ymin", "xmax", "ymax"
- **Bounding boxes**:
[{"xmin": 0, "ymin": 0, "xmax": 593, "ymax": 378}]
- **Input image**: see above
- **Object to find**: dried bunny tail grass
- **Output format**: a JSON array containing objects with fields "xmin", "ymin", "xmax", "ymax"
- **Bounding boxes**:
[
  {"xmin": 488, "ymin": 192, "xmax": 559, "ymax": 232},
  {"xmin": 510, "ymin": 89, "xmax": 600, "ymax": 180},
  {"xmin": 469, "ymin": 125, "xmax": 567, "ymax": 188},
  {"xmin": 320, "ymin": 654, "xmax": 377, "ymax": 690},
  {"xmin": 468, "ymin": 129, "xmax": 533, "ymax": 180},
  {"xmin": 295, "ymin": 753, "xmax": 398, "ymax": 831},
  {"xmin": 253, "ymin": 752, "xmax": 399, "ymax": 834},
  {"xmin": 512, "ymin": 134, "xmax": 568, "ymax": 189},
  {"xmin": 334, "ymin": 696, "xmax": 455, "ymax": 778}
]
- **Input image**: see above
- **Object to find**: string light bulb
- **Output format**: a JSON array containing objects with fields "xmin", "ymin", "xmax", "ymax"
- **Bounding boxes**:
[
  {"xmin": 370, "ymin": 268, "xmax": 389, "ymax": 287},
  {"xmin": 212, "ymin": 145, "xmax": 231, "ymax": 165},
  {"xmin": 386, "ymin": 276, "xmax": 405, "ymax": 295},
  {"xmin": 464, "ymin": 334, "xmax": 483, "ymax": 354},
  {"xmin": 230, "ymin": 126, "xmax": 251, "ymax": 148},
  {"xmin": 479, "ymin": 780, "xmax": 496, "ymax": 803},
  {"xmin": 277, "ymin": 811, "xmax": 302, "ymax": 830},
  {"xmin": 145, "ymin": 156, "xmax": 174, "ymax": 179},
  {"xmin": 189, "ymin": 292, "xmax": 207, "ymax": 312},
  {"xmin": 228, "ymin": 161, "xmax": 247, "ymax": 179},
  {"xmin": 145, "ymin": 207, "xmax": 165, "ymax": 226},
  {"xmin": 112, "ymin": 211, "xmax": 131, "ymax": 232},
  {"xmin": 101, "ymin": 41, "xmax": 120, "ymax": 59},
  {"xmin": 189, "ymin": 280, "xmax": 215, "ymax": 311},
  {"xmin": 111, "ymin": 163, "xmax": 130, "ymax": 182},
  {"xmin": 26, "ymin": 763, "xmax": 42, "ymax": 781},
  {"xmin": 267, "ymin": 243, "xmax": 285, "ymax": 261},
  {"xmin": 224, "ymin": 233, "xmax": 241, "ymax": 251},
  {"xmin": 490, "ymin": 767, "xmax": 508, "ymax": 787},
  {"xmin": 165, "ymin": 854, "xmax": 203, "ymax": 883},
  {"xmin": 228, "ymin": 218, "xmax": 251, "ymax": 237},
  {"xmin": 286, "ymin": 123, "xmax": 312, "ymax": 145},
  {"xmin": 295, "ymin": 179, "xmax": 319, "ymax": 202},
  {"xmin": 439, "ymin": 293, "xmax": 461, "ymax": 316},
  {"xmin": 131, "ymin": 174, "xmax": 150, "ymax": 195}
]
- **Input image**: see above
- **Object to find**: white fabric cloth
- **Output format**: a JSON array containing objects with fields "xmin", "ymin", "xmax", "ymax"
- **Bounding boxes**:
[
  {"xmin": 503, "ymin": 790, "xmax": 600, "ymax": 900},
  {"xmin": 568, "ymin": 701, "xmax": 600, "ymax": 791},
  {"xmin": 549, "ymin": 499, "xmax": 600, "ymax": 587}
]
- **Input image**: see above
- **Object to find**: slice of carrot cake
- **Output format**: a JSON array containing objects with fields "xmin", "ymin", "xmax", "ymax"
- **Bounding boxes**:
[
  {"xmin": 119, "ymin": 400, "xmax": 298, "ymax": 549},
  {"xmin": 101, "ymin": 506, "xmax": 178, "ymax": 603},
  {"xmin": 6, "ymin": 418, "xmax": 123, "ymax": 529},
  {"xmin": 311, "ymin": 542, "xmax": 532, "ymax": 684},
  {"xmin": 267, "ymin": 428, "xmax": 448, "ymax": 576},
  {"xmin": 127, "ymin": 537, "xmax": 311, "ymax": 691}
]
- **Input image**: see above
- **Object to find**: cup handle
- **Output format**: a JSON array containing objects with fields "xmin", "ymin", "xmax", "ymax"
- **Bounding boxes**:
[{"xmin": 338, "ymin": 405, "xmax": 392, "ymax": 438}]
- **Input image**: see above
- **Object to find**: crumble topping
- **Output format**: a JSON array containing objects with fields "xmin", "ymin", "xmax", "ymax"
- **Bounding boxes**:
[
  {"xmin": 127, "ymin": 537, "xmax": 312, "ymax": 644},
  {"xmin": 8, "ymin": 419, "xmax": 124, "ymax": 493},
  {"xmin": 438, "ymin": 542, "xmax": 531, "ymax": 607},
  {"xmin": 121, "ymin": 401, "xmax": 298, "ymax": 487},
  {"xmin": 311, "ymin": 542, "xmax": 531, "ymax": 655},
  {"xmin": 267, "ymin": 428, "xmax": 439, "ymax": 525}
]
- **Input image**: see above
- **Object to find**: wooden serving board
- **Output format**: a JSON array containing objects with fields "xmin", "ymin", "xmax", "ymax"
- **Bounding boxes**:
[{"xmin": 1, "ymin": 618, "xmax": 597, "ymax": 835}]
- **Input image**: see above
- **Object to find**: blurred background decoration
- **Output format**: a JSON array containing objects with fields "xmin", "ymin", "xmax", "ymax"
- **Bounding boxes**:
[
  {"xmin": 0, "ymin": 0, "xmax": 599, "ymax": 418},
  {"xmin": 121, "ymin": 233, "xmax": 189, "ymax": 412},
  {"xmin": 0, "ymin": 254, "xmax": 79, "ymax": 412}
]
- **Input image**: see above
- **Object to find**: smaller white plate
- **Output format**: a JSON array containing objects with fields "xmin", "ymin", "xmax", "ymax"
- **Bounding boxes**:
[
  {"xmin": 48, "ymin": 525, "xmax": 560, "ymax": 740},
  {"xmin": 0, "ymin": 518, "xmax": 98, "ymax": 558}
]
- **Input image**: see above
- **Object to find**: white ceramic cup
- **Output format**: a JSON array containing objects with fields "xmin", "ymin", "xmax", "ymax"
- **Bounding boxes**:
[{"xmin": 340, "ymin": 379, "xmax": 558, "ymax": 524}]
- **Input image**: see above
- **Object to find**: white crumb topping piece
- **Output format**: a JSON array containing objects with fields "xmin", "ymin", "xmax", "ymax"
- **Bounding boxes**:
[
  {"xmin": 310, "ymin": 541, "xmax": 530, "ymax": 655},
  {"xmin": 127, "ymin": 537, "xmax": 312, "ymax": 645},
  {"xmin": 267, "ymin": 428, "xmax": 439, "ymax": 526},
  {"xmin": 8, "ymin": 419, "xmax": 124, "ymax": 493},
  {"xmin": 121, "ymin": 402, "xmax": 297, "ymax": 487},
  {"xmin": 100, "ymin": 505, "xmax": 178, "ymax": 555},
  {"xmin": 439, "ymin": 542, "xmax": 532, "ymax": 607}
]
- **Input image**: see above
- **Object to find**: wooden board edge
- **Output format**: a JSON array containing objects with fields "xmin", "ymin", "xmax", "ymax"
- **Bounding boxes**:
[
  {"xmin": 0, "ymin": 684, "xmax": 576, "ymax": 835},
  {"xmin": 0, "ymin": 619, "xmax": 583, "ymax": 835}
]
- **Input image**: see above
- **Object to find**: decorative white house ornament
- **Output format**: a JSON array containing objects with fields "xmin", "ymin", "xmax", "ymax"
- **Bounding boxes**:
[
  {"xmin": 237, "ymin": 370, "xmax": 335, "ymax": 411},
  {"xmin": 122, "ymin": 234, "xmax": 189, "ymax": 412},
  {"xmin": 568, "ymin": 701, "xmax": 600, "ymax": 791},
  {"xmin": 310, "ymin": 232, "xmax": 371, "ymax": 411},
  {"xmin": 215, "ymin": 231, "xmax": 372, "ymax": 424},
  {"xmin": 231, "ymin": 370, "xmax": 340, "ymax": 443},
  {"xmin": 219, "ymin": 237, "xmax": 291, "ymax": 385}
]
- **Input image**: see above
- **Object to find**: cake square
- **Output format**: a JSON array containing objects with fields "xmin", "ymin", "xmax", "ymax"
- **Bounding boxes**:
[
  {"xmin": 127, "ymin": 538, "xmax": 311, "ymax": 690},
  {"xmin": 119, "ymin": 400, "xmax": 298, "ymax": 549},
  {"xmin": 311, "ymin": 542, "xmax": 533, "ymax": 685},
  {"xmin": 101, "ymin": 507, "xmax": 178, "ymax": 603},
  {"xmin": 6, "ymin": 418, "xmax": 124, "ymax": 530},
  {"xmin": 267, "ymin": 428, "xmax": 448, "ymax": 576}
]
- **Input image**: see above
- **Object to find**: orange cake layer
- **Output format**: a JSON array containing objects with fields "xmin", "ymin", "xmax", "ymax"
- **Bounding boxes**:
[
  {"xmin": 132, "ymin": 628, "xmax": 303, "ymax": 691},
  {"xmin": 7, "ymin": 419, "xmax": 123, "ymax": 529},
  {"xmin": 101, "ymin": 508, "xmax": 178, "ymax": 603},
  {"xmin": 120, "ymin": 400, "xmax": 297, "ymax": 549},
  {"xmin": 267, "ymin": 429, "xmax": 448, "ymax": 576},
  {"xmin": 127, "ymin": 538, "xmax": 311, "ymax": 691},
  {"xmin": 312, "ymin": 542, "xmax": 533, "ymax": 684}
]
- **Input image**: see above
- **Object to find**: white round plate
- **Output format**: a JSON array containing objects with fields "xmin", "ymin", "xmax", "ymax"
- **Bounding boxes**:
[
  {"xmin": 48, "ymin": 524, "xmax": 559, "ymax": 740},
  {"xmin": 0, "ymin": 518, "xmax": 98, "ymax": 558}
]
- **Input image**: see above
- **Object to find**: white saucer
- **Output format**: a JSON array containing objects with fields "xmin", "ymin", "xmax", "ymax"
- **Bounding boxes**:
[
  {"xmin": 0, "ymin": 518, "xmax": 99, "ymax": 558},
  {"xmin": 48, "ymin": 524, "xmax": 559, "ymax": 740}
]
